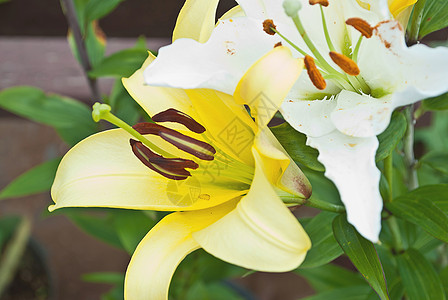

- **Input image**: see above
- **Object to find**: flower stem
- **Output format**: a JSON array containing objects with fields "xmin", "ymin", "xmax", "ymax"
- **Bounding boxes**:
[
  {"xmin": 408, "ymin": 0, "xmax": 427, "ymax": 44},
  {"xmin": 61, "ymin": 0, "xmax": 100, "ymax": 101},
  {"xmin": 403, "ymin": 105, "xmax": 419, "ymax": 190},
  {"xmin": 386, "ymin": 216, "xmax": 404, "ymax": 253}
]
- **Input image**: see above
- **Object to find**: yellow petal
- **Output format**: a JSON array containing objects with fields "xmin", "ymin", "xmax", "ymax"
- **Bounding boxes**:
[
  {"xmin": 50, "ymin": 129, "xmax": 246, "ymax": 212},
  {"xmin": 172, "ymin": 0, "xmax": 219, "ymax": 43},
  {"xmin": 125, "ymin": 200, "xmax": 237, "ymax": 300},
  {"xmin": 192, "ymin": 147, "xmax": 311, "ymax": 272},
  {"xmin": 219, "ymin": 5, "xmax": 245, "ymax": 20},
  {"xmin": 122, "ymin": 53, "xmax": 198, "ymax": 128},
  {"xmin": 185, "ymin": 89, "xmax": 256, "ymax": 166},
  {"xmin": 356, "ymin": 0, "xmax": 371, "ymax": 10},
  {"xmin": 234, "ymin": 46, "xmax": 303, "ymax": 129},
  {"xmin": 388, "ymin": 0, "xmax": 417, "ymax": 17}
]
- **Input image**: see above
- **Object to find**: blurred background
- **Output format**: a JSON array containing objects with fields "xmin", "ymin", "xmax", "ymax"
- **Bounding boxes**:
[{"xmin": 0, "ymin": 0, "xmax": 318, "ymax": 299}]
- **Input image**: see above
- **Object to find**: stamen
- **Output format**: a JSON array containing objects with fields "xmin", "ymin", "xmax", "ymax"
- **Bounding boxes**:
[
  {"xmin": 263, "ymin": 19, "xmax": 277, "ymax": 35},
  {"xmin": 329, "ymin": 52, "xmax": 360, "ymax": 76},
  {"xmin": 309, "ymin": 0, "xmax": 329, "ymax": 7},
  {"xmin": 304, "ymin": 55, "xmax": 327, "ymax": 90},
  {"xmin": 130, "ymin": 139, "xmax": 198, "ymax": 180},
  {"xmin": 274, "ymin": 42, "xmax": 283, "ymax": 48},
  {"xmin": 152, "ymin": 108, "xmax": 206, "ymax": 133},
  {"xmin": 346, "ymin": 18, "xmax": 373, "ymax": 38},
  {"xmin": 133, "ymin": 123, "xmax": 216, "ymax": 161},
  {"xmin": 319, "ymin": 5, "xmax": 335, "ymax": 52}
]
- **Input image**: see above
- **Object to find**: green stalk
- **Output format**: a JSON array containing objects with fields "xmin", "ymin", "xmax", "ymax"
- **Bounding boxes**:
[
  {"xmin": 0, "ymin": 218, "xmax": 31, "ymax": 297},
  {"xmin": 283, "ymin": 196, "xmax": 346, "ymax": 213}
]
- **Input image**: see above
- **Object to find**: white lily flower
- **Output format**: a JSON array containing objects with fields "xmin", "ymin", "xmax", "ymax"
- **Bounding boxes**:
[{"xmin": 142, "ymin": 0, "xmax": 448, "ymax": 242}]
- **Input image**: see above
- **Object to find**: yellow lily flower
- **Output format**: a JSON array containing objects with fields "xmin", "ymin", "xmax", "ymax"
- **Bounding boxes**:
[
  {"xmin": 357, "ymin": 0, "xmax": 418, "ymax": 27},
  {"xmin": 50, "ymin": 45, "xmax": 311, "ymax": 299}
]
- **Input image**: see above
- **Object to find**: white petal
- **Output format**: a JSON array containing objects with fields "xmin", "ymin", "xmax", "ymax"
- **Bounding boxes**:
[
  {"xmin": 331, "ymin": 90, "xmax": 394, "ymax": 138},
  {"xmin": 281, "ymin": 98, "xmax": 337, "ymax": 137},
  {"xmin": 307, "ymin": 131, "xmax": 382, "ymax": 242},
  {"xmin": 144, "ymin": 17, "xmax": 278, "ymax": 95},
  {"xmin": 359, "ymin": 20, "xmax": 448, "ymax": 105}
]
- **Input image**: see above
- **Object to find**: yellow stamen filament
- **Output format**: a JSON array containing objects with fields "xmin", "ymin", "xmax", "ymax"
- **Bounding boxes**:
[
  {"xmin": 329, "ymin": 52, "xmax": 360, "ymax": 76},
  {"xmin": 346, "ymin": 18, "xmax": 373, "ymax": 38},
  {"xmin": 309, "ymin": 0, "xmax": 329, "ymax": 7},
  {"xmin": 262, "ymin": 19, "xmax": 277, "ymax": 35},
  {"xmin": 304, "ymin": 55, "xmax": 327, "ymax": 90}
]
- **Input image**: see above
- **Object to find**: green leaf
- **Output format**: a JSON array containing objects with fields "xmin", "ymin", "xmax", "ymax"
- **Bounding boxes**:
[
  {"xmin": 184, "ymin": 282, "xmax": 244, "ymax": 300},
  {"xmin": 82, "ymin": 272, "xmax": 124, "ymax": 285},
  {"xmin": 301, "ymin": 285, "xmax": 372, "ymax": 300},
  {"xmin": 271, "ymin": 123, "xmax": 324, "ymax": 172},
  {"xmin": 300, "ymin": 212, "xmax": 343, "ymax": 268},
  {"xmin": 0, "ymin": 158, "xmax": 61, "ymax": 200},
  {"xmin": 85, "ymin": 0, "xmax": 126, "ymax": 22},
  {"xmin": 332, "ymin": 215, "xmax": 390, "ymax": 300},
  {"xmin": 422, "ymin": 92, "xmax": 448, "ymax": 111},
  {"xmin": 376, "ymin": 111, "xmax": 407, "ymax": 162},
  {"xmin": 0, "ymin": 216, "xmax": 20, "ymax": 250},
  {"xmin": 302, "ymin": 167, "xmax": 342, "ymax": 206},
  {"xmin": 63, "ymin": 209, "xmax": 123, "ymax": 249},
  {"xmin": 88, "ymin": 48, "xmax": 148, "ymax": 78},
  {"xmin": 440, "ymin": 266, "xmax": 448, "ymax": 296},
  {"xmin": 0, "ymin": 87, "xmax": 98, "ymax": 145},
  {"xmin": 418, "ymin": 0, "xmax": 448, "ymax": 39},
  {"xmin": 297, "ymin": 264, "xmax": 366, "ymax": 292},
  {"xmin": 396, "ymin": 248, "xmax": 446, "ymax": 300},
  {"xmin": 387, "ymin": 196, "xmax": 448, "ymax": 243},
  {"xmin": 420, "ymin": 152, "xmax": 448, "ymax": 175},
  {"xmin": 108, "ymin": 79, "xmax": 141, "ymax": 125},
  {"xmin": 112, "ymin": 210, "xmax": 156, "ymax": 255}
]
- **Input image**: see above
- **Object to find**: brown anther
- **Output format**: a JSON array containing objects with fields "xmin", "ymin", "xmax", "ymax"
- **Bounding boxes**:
[
  {"xmin": 274, "ymin": 42, "xmax": 283, "ymax": 48},
  {"xmin": 263, "ymin": 19, "xmax": 276, "ymax": 35},
  {"xmin": 309, "ymin": 0, "xmax": 329, "ymax": 6},
  {"xmin": 329, "ymin": 51, "xmax": 360, "ymax": 76},
  {"xmin": 133, "ymin": 123, "xmax": 216, "ymax": 161},
  {"xmin": 304, "ymin": 55, "xmax": 327, "ymax": 90},
  {"xmin": 152, "ymin": 108, "xmax": 205, "ymax": 133},
  {"xmin": 130, "ymin": 139, "xmax": 198, "ymax": 180},
  {"xmin": 346, "ymin": 18, "xmax": 373, "ymax": 38}
]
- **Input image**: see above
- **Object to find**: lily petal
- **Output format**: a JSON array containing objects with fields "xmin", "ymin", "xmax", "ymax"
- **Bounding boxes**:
[
  {"xmin": 307, "ymin": 131, "xmax": 382, "ymax": 242},
  {"xmin": 125, "ymin": 200, "xmax": 237, "ymax": 300},
  {"xmin": 234, "ymin": 46, "xmax": 303, "ymax": 129},
  {"xmin": 144, "ymin": 17, "xmax": 277, "ymax": 95},
  {"xmin": 388, "ymin": 0, "xmax": 417, "ymax": 17},
  {"xmin": 192, "ymin": 147, "xmax": 311, "ymax": 271},
  {"xmin": 172, "ymin": 0, "xmax": 220, "ymax": 43},
  {"xmin": 220, "ymin": 5, "xmax": 245, "ymax": 19},
  {"xmin": 50, "ymin": 129, "xmax": 247, "ymax": 212},
  {"xmin": 331, "ymin": 90, "xmax": 393, "ymax": 138}
]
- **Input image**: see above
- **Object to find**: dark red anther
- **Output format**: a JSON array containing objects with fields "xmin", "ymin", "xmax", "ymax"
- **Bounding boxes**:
[
  {"xmin": 130, "ymin": 139, "xmax": 199, "ymax": 180},
  {"xmin": 152, "ymin": 108, "xmax": 206, "ymax": 134},
  {"xmin": 133, "ymin": 123, "xmax": 216, "ymax": 161}
]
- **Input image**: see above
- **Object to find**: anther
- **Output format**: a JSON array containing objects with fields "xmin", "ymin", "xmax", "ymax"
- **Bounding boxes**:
[
  {"xmin": 329, "ymin": 52, "xmax": 360, "ymax": 76},
  {"xmin": 346, "ymin": 18, "xmax": 373, "ymax": 38},
  {"xmin": 133, "ymin": 123, "xmax": 216, "ymax": 161},
  {"xmin": 263, "ymin": 19, "xmax": 276, "ymax": 35},
  {"xmin": 130, "ymin": 139, "xmax": 198, "ymax": 180},
  {"xmin": 274, "ymin": 42, "xmax": 283, "ymax": 48},
  {"xmin": 152, "ymin": 108, "xmax": 206, "ymax": 134},
  {"xmin": 309, "ymin": 0, "xmax": 329, "ymax": 7},
  {"xmin": 304, "ymin": 55, "xmax": 327, "ymax": 90}
]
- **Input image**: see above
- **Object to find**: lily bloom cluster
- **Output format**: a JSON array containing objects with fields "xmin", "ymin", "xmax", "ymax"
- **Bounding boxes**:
[
  {"xmin": 144, "ymin": 0, "xmax": 448, "ymax": 242},
  {"xmin": 50, "ymin": 35, "xmax": 311, "ymax": 300}
]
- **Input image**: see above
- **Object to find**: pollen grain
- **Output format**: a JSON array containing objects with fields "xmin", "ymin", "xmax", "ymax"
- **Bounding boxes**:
[{"xmin": 304, "ymin": 55, "xmax": 327, "ymax": 90}]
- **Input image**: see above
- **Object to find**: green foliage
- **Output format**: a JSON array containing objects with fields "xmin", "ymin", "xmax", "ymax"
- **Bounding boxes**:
[
  {"xmin": 422, "ymin": 92, "xmax": 448, "ymax": 111},
  {"xmin": 297, "ymin": 264, "xmax": 366, "ymax": 292},
  {"xmin": 396, "ymin": 248, "xmax": 446, "ymax": 300},
  {"xmin": 300, "ymin": 212, "xmax": 343, "ymax": 268},
  {"xmin": 332, "ymin": 215, "xmax": 390, "ymax": 300},
  {"xmin": 0, "ymin": 86, "xmax": 98, "ymax": 145},
  {"xmin": 107, "ymin": 79, "xmax": 142, "ymax": 125},
  {"xmin": 0, "ymin": 217, "xmax": 20, "ymax": 250},
  {"xmin": 184, "ymin": 282, "xmax": 244, "ymax": 300},
  {"xmin": 387, "ymin": 197, "xmax": 448, "ymax": 243},
  {"xmin": 301, "ymin": 285, "xmax": 371, "ymax": 300},
  {"xmin": 420, "ymin": 152, "xmax": 448, "ymax": 175},
  {"xmin": 376, "ymin": 111, "xmax": 407, "ymax": 162},
  {"xmin": 88, "ymin": 48, "xmax": 149, "ymax": 78},
  {"xmin": 416, "ymin": 0, "xmax": 448, "ymax": 39},
  {"xmin": 0, "ymin": 158, "xmax": 61, "ymax": 200},
  {"xmin": 85, "ymin": 0, "xmax": 126, "ymax": 23},
  {"xmin": 271, "ymin": 122, "xmax": 324, "ymax": 172}
]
